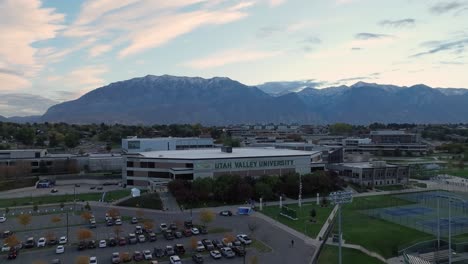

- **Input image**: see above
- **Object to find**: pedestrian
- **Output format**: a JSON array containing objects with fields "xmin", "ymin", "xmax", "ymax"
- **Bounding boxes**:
[{"xmin": 291, "ymin": 239, "xmax": 294, "ymax": 248}]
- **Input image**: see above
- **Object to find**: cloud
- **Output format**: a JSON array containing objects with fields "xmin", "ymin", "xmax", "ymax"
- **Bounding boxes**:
[
  {"xmin": 411, "ymin": 37, "xmax": 468, "ymax": 57},
  {"xmin": 355, "ymin": 33, "xmax": 393, "ymax": 40},
  {"xmin": 256, "ymin": 26, "xmax": 282, "ymax": 38},
  {"xmin": 65, "ymin": 0, "xmax": 255, "ymax": 59},
  {"xmin": 183, "ymin": 49, "xmax": 280, "ymax": 69},
  {"xmin": 379, "ymin": 19, "xmax": 416, "ymax": 28},
  {"xmin": 303, "ymin": 36, "xmax": 322, "ymax": 44},
  {"xmin": 430, "ymin": 1, "xmax": 467, "ymax": 14},
  {"xmin": 268, "ymin": 0, "xmax": 285, "ymax": 7},
  {"xmin": 89, "ymin": 44, "xmax": 113, "ymax": 57},
  {"xmin": 0, "ymin": 93, "xmax": 58, "ymax": 117},
  {"xmin": 0, "ymin": 0, "xmax": 64, "ymax": 90}
]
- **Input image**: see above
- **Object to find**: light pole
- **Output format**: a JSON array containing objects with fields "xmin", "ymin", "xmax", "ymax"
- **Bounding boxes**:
[
  {"xmin": 298, "ymin": 174, "xmax": 302, "ymax": 208},
  {"xmin": 330, "ymin": 191, "xmax": 353, "ymax": 264}
]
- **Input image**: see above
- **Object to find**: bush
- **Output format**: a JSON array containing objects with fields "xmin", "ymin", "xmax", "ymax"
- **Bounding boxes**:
[{"xmin": 117, "ymin": 193, "xmax": 163, "ymax": 210}]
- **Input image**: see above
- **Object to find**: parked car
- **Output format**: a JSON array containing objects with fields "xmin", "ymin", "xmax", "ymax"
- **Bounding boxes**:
[
  {"xmin": 118, "ymin": 237, "xmax": 127, "ymax": 246},
  {"xmin": 89, "ymin": 256, "xmax": 98, "ymax": 264},
  {"xmin": 202, "ymin": 239, "xmax": 214, "ymax": 250},
  {"xmin": 174, "ymin": 231, "xmax": 182, "ymax": 239},
  {"xmin": 164, "ymin": 230, "xmax": 174, "ymax": 240},
  {"xmin": 1, "ymin": 244, "xmax": 10, "ymax": 252},
  {"xmin": 149, "ymin": 233, "xmax": 157, "ymax": 242},
  {"xmin": 111, "ymin": 252, "xmax": 121, "ymax": 264},
  {"xmin": 0, "ymin": 216, "xmax": 6, "ymax": 223},
  {"xmin": 131, "ymin": 217, "xmax": 138, "ymax": 224},
  {"xmin": 51, "ymin": 259, "xmax": 61, "ymax": 264},
  {"xmin": 97, "ymin": 186, "xmax": 103, "ymax": 190},
  {"xmin": 55, "ymin": 245, "xmax": 65, "ymax": 254},
  {"xmin": 169, "ymin": 255, "xmax": 182, "ymax": 264},
  {"xmin": 174, "ymin": 244, "xmax": 185, "ymax": 255},
  {"xmin": 107, "ymin": 220, "xmax": 114, "ymax": 226},
  {"xmin": 115, "ymin": 218, "xmax": 122, "ymax": 225},
  {"xmin": 184, "ymin": 220, "xmax": 193, "ymax": 229},
  {"xmin": 183, "ymin": 229, "xmax": 192, "ymax": 237},
  {"xmin": 99, "ymin": 239, "xmax": 107, "ymax": 248},
  {"xmin": 200, "ymin": 226, "xmax": 208, "ymax": 234},
  {"xmin": 48, "ymin": 237, "xmax": 58, "ymax": 245},
  {"xmin": 154, "ymin": 247, "xmax": 165, "ymax": 258},
  {"xmin": 135, "ymin": 226, "xmax": 143, "ymax": 234},
  {"xmin": 109, "ymin": 237, "xmax": 117, "ymax": 247},
  {"xmin": 59, "ymin": 236, "xmax": 67, "ymax": 244},
  {"xmin": 7, "ymin": 248, "xmax": 18, "ymax": 259},
  {"xmin": 231, "ymin": 246, "xmax": 246, "ymax": 256},
  {"xmin": 221, "ymin": 238, "xmax": 232, "ymax": 247},
  {"xmin": 138, "ymin": 234, "xmax": 146, "ymax": 243},
  {"xmin": 77, "ymin": 241, "xmax": 86, "ymax": 251},
  {"xmin": 190, "ymin": 227, "xmax": 200, "ymax": 235},
  {"xmin": 24, "ymin": 237, "xmax": 35, "ymax": 248},
  {"xmin": 236, "ymin": 234, "xmax": 252, "ymax": 245},
  {"xmin": 133, "ymin": 251, "xmax": 144, "ymax": 261},
  {"xmin": 2, "ymin": 230, "xmax": 12, "ymax": 238},
  {"xmin": 89, "ymin": 219, "xmax": 97, "ymax": 228},
  {"xmin": 87, "ymin": 240, "xmax": 96, "ymax": 249},
  {"xmin": 159, "ymin": 223, "xmax": 168, "ymax": 231},
  {"xmin": 212, "ymin": 239, "xmax": 223, "ymax": 249},
  {"xmin": 210, "ymin": 250, "xmax": 222, "ymax": 259},
  {"xmin": 192, "ymin": 253, "xmax": 204, "ymax": 263},
  {"xmin": 221, "ymin": 247, "xmax": 235, "ymax": 258},
  {"xmin": 90, "ymin": 186, "xmax": 96, "ymax": 190},
  {"xmin": 143, "ymin": 249, "xmax": 153, "ymax": 260},
  {"xmin": 51, "ymin": 188, "xmax": 58, "ymax": 193},
  {"xmin": 196, "ymin": 241, "xmax": 205, "ymax": 252},
  {"xmin": 219, "ymin": 210, "xmax": 232, "ymax": 216},
  {"xmin": 165, "ymin": 245, "xmax": 175, "ymax": 256},
  {"xmin": 169, "ymin": 223, "xmax": 177, "ymax": 230},
  {"xmin": 128, "ymin": 233, "xmax": 137, "ymax": 244}
]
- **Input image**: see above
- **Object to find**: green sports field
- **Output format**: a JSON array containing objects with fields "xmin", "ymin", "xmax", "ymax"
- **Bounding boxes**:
[{"xmin": 318, "ymin": 245, "xmax": 385, "ymax": 264}]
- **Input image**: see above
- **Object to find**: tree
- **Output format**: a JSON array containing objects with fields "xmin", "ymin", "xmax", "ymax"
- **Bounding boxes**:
[
  {"xmin": 329, "ymin": 123, "xmax": 353, "ymax": 135},
  {"xmin": 190, "ymin": 237, "xmax": 198, "ymax": 251},
  {"xmin": 75, "ymin": 256, "xmax": 89, "ymax": 264},
  {"xmin": 224, "ymin": 233, "xmax": 236, "ymax": 243},
  {"xmin": 84, "ymin": 202, "xmax": 91, "ymax": 211},
  {"xmin": 60, "ymin": 202, "xmax": 64, "ymax": 209},
  {"xmin": 45, "ymin": 231, "xmax": 56, "ymax": 242},
  {"xmin": 51, "ymin": 216, "xmax": 61, "ymax": 224},
  {"xmin": 33, "ymin": 204, "xmax": 38, "ymax": 212},
  {"xmin": 5, "ymin": 207, "xmax": 9, "ymax": 215},
  {"xmin": 143, "ymin": 220, "xmax": 154, "ymax": 231},
  {"xmin": 81, "ymin": 211, "xmax": 93, "ymax": 222},
  {"xmin": 107, "ymin": 208, "xmax": 120, "ymax": 219},
  {"xmin": 64, "ymin": 132, "xmax": 80, "ymax": 148},
  {"xmin": 114, "ymin": 226, "xmax": 123, "ymax": 238},
  {"xmin": 4, "ymin": 235, "xmax": 20, "ymax": 247},
  {"xmin": 17, "ymin": 214, "xmax": 32, "ymax": 227},
  {"xmin": 250, "ymin": 255, "xmax": 259, "ymax": 264},
  {"xmin": 310, "ymin": 208, "xmax": 317, "ymax": 222},
  {"xmin": 199, "ymin": 209, "xmax": 215, "ymax": 228},
  {"xmin": 77, "ymin": 229, "xmax": 93, "ymax": 241}
]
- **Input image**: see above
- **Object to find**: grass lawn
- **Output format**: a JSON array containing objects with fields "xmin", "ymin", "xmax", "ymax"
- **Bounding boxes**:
[
  {"xmin": 251, "ymin": 239, "xmax": 272, "ymax": 253},
  {"xmin": 318, "ymin": 245, "xmax": 385, "ymax": 264},
  {"xmin": 438, "ymin": 167, "xmax": 468, "ymax": 178},
  {"xmin": 338, "ymin": 195, "xmax": 434, "ymax": 258},
  {"xmin": 117, "ymin": 192, "xmax": 163, "ymax": 210},
  {"xmin": 0, "ymin": 189, "xmax": 130, "ymax": 208},
  {"xmin": 261, "ymin": 203, "xmax": 333, "ymax": 238}
]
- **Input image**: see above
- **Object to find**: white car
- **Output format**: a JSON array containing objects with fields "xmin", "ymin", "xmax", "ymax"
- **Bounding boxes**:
[
  {"xmin": 99, "ymin": 240, "xmax": 107, "ymax": 248},
  {"xmin": 143, "ymin": 250, "xmax": 153, "ymax": 260},
  {"xmin": 90, "ymin": 256, "xmax": 98, "ymax": 264},
  {"xmin": 55, "ymin": 245, "xmax": 65, "ymax": 254},
  {"xmin": 138, "ymin": 234, "xmax": 146, "ymax": 243},
  {"xmin": 160, "ymin": 223, "xmax": 168, "ymax": 231},
  {"xmin": 59, "ymin": 236, "xmax": 67, "ymax": 244},
  {"xmin": 115, "ymin": 218, "xmax": 122, "ymax": 225},
  {"xmin": 236, "ymin": 234, "xmax": 252, "ymax": 245},
  {"xmin": 196, "ymin": 241, "xmax": 205, "ymax": 252},
  {"xmin": 0, "ymin": 216, "xmax": 6, "ymax": 223},
  {"xmin": 191, "ymin": 227, "xmax": 200, "ymax": 235},
  {"xmin": 169, "ymin": 255, "xmax": 182, "ymax": 264},
  {"xmin": 37, "ymin": 237, "xmax": 46, "ymax": 247},
  {"xmin": 210, "ymin": 250, "xmax": 222, "ymax": 259},
  {"xmin": 1, "ymin": 244, "xmax": 10, "ymax": 252}
]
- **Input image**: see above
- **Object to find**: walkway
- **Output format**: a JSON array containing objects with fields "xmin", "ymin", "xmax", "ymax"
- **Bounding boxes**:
[
  {"xmin": 157, "ymin": 189, "xmax": 180, "ymax": 211},
  {"xmin": 326, "ymin": 241, "xmax": 387, "ymax": 263}
]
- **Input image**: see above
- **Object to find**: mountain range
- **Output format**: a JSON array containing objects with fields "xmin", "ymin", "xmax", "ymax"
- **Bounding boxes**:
[{"xmin": 2, "ymin": 75, "xmax": 468, "ymax": 124}]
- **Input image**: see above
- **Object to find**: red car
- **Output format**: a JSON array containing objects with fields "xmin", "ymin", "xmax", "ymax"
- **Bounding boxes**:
[
  {"xmin": 118, "ymin": 237, "xmax": 127, "ymax": 246},
  {"xmin": 133, "ymin": 251, "xmax": 144, "ymax": 262},
  {"xmin": 183, "ymin": 229, "xmax": 192, "ymax": 237}
]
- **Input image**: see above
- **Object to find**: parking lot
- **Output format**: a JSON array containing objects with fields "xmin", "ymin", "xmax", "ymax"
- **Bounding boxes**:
[{"xmin": 0, "ymin": 203, "xmax": 315, "ymax": 263}]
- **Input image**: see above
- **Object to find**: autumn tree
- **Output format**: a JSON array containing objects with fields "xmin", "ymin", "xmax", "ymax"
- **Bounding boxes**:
[
  {"xmin": 250, "ymin": 255, "xmax": 259, "ymax": 264},
  {"xmin": 143, "ymin": 220, "xmax": 154, "ymax": 232},
  {"xmin": 32, "ymin": 261, "xmax": 47, "ymax": 264},
  {"xmin": 45, "ymin": 231, "xmax": 56, "ymax": 242},
  {"xmin": 114, "ymin": 226, "xmax": 123, "ymax": 238},
  {"xmin": 224, "ymin": 233, "xmax": 236, "ymax": 243},
  {"xmin": 51, "ymin": 216, "xmax": 61, "ymax": 224},
  {"xmin": 190, "ymin": 237, "xmax": 198, "ymax": 251},
  {"xmin": 17, "ymin": 214, "xmax": 32, "ymax": 228},
  {"xmin": 75, "ymin": 255, "xmax": 89, "ymax": 264},
  {"xmin": 81, "ymin": 211, "xmax": 92, "ymax": 222},
  {"xmin": 107, "ymin": 208, "xmax": 120, "ymax": 219},
  {"xmin": 4, "ymin": 235, "xmax": 20, "ymax": 247},
  {"xmin": 77, "ymin": 229, "xmax": 93, "ymax": 241},
  {"xmin": 199, "ymin": 209, "xmax": 215, "ymax": 228}
]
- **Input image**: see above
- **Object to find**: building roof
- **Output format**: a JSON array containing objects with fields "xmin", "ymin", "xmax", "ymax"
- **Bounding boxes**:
[
  {"xmin": 123, "ymin": 137, "xmax": 212, "ymax": 142},
  {"xmin": 135, "ymin": 147, "xmax": 317, "ymax": 160},
  {"xmin": 370, "ymin": 130, "xmax": 414, "ymax": 135},
  {"xmin": 332, "ymin": 162, "xmax": 399, "ymax": 169},
  {"xmin": 0, "ymin": 149, "xmax": 46, "ymax": 153}
]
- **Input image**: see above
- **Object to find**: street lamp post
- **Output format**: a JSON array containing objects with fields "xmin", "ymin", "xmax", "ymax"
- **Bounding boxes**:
[{"xmin": 330, "ymin": 191, "xmax": 353, "ymax": 264}]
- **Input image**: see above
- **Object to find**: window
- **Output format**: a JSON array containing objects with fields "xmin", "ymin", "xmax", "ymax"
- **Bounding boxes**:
[
  {"xmin": 128, "ymin": 141, "xmax": 140, "ymax": 149},
  {"xmin": 148, "ymin": 162, "xmax": 155, "ymax": 168},
  {"xmin": 127, "ymin": 161, "xmax": 134, "ymax": 167},
  {"xmin": 127, "ymin": 170, "xmax": 134, "ymax": 176},
  {"xmin": 140, "ymin": 162, "xmax": 148, "ymax": 168},
  {"xmin": 176, "ymin": 174, "xmax": 194, "ymax": 180},
  {"xmin": 46, "ymin": 161, "xmax": 52, "ymax": 166},
  {"xmin": 35, "ymin": 152, "xmax": 40, "ymax": 158},
  {"xmin": 127, "ymin": 179, "xmax": 134, "ymax": 185},
  {"xmin": 31, "ymin": 161, "xmax": 39, "ymax": 166},
  {"xmin": 148, "ymin": 171, "xmax": 171, "ymax": 178}
]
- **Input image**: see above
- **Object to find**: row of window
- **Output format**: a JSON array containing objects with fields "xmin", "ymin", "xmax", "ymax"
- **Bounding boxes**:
[
  {"xmin": 126, "ymin": 170, "xmax": 194, "ymax": 180},
  {"xmin": 127, "ymin": 161, "xmax": 194, "ymax": 168}
]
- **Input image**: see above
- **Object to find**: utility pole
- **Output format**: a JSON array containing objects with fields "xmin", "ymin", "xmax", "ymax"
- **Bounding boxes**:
[{"xmin": 330, "ymin": 191, "xmax": 353, "ymax": 264}]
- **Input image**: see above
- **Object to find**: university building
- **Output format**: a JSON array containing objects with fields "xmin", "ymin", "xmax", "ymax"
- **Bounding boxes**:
[
  {"xmin": 122, "ymin": 137, "xmax": 214, "ymax": 153},
  {"xmin": 123, "ymin": 147, "xmax": 316, "ymax": 188}
]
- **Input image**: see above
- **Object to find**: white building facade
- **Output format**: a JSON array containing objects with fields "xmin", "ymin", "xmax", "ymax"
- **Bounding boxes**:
[{"xmin": 122, "ymin": 137, "xmax": 214, "ymax": 153}]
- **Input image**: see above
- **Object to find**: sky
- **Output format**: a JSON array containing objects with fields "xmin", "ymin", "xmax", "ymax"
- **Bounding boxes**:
[{"xmin": 0, "ymin": 0, "xmax": 468, "ymax": 116}]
